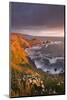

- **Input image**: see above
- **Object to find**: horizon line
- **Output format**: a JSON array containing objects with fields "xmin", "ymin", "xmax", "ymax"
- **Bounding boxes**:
[{"xmin": 11, "ymin": 32, "xmax": 64, "ymax": 37}]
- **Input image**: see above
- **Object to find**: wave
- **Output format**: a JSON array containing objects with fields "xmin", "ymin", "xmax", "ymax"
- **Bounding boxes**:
[{"xmin": 25, "ymin": 41, "xmax": 64, "ymax": 74}]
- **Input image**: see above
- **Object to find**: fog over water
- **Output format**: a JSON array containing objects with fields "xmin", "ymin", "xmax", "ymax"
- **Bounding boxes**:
[{"xmin": 25, "ymin": 38, "xmax": 64, "ymax": 74}]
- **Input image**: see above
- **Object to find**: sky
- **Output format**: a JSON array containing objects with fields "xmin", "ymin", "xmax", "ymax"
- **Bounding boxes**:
[{"xmin": 10, "ymin": 2, "xmax": 65, "ymax": 37}]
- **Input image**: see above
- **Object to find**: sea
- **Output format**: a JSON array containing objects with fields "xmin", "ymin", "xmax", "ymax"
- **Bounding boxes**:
[{"xmin": 25, "ymin": 37, "xmax": 64, "ymax": 74}]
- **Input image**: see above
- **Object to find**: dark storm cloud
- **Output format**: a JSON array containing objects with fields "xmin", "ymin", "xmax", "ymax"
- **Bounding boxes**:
[{"xmin": 10, "ymin": 2, "xmax": 64, "ymax": 30}]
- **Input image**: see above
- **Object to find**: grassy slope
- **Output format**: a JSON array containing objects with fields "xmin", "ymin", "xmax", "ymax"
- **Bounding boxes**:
[{"xmin": 10, "ymin": 33, "xmax": 65, "ymax": 97}]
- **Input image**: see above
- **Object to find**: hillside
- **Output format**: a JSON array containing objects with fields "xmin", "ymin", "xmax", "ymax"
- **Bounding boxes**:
[
  {"xmin": 10, "ymin": 33, "xmax": 64, "ymax": 97},
  {"xmin": 10, "ymin": 33, "xmax": 42, "ymax": 97},
  {"xmin": 10, "ymin": 33, "xmax": 40, "ymax": 74}
]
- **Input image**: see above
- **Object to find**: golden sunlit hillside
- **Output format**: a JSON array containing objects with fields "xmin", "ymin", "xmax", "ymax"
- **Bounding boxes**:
[
  {"xmin": 10, "ymin": 33, "xmax": 40, "ymax": 76},
  {"xmin": 10, "ymin": 33, "xmax": 64, "ymax": 97}
]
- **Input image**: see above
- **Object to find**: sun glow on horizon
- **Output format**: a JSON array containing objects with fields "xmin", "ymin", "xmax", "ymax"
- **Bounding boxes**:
[{"xmin": 11, "ymin": 27, "xmax": 64, "ymax": 37}]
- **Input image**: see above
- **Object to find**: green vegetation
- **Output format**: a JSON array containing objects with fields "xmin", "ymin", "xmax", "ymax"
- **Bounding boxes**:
[
  {"xmin": 10, "ymin": 64, "xmax": 65, "ymax": 97},
  {"xmin": 10, "ymin": 33, "xmax": 65, "ymax": 97}
]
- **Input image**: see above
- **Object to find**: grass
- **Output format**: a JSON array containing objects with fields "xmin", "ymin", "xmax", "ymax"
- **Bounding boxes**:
[{"xmin": 10, "ymin": 65, "xmax": 65, "ymax": 97}]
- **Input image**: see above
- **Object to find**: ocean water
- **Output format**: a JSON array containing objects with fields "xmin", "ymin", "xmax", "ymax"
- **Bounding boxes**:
[{"xmin": 25, "ymin": 38, "xmax": 64, "ymax": 74}]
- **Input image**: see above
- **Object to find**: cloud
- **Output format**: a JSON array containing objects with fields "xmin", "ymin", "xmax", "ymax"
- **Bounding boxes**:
[
  {"xmin": 12, "ymin": 25, "xmax": 64, "ymax": 37},
  {"xmin": 10, "ymin": 2, "xmax": 64, "ymax": 37}
]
